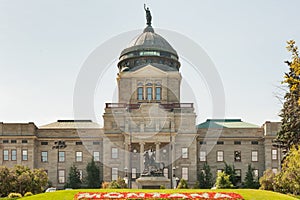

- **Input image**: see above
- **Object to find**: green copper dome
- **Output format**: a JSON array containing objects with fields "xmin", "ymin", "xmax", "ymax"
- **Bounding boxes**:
[
  {"xmin": 120, "ymin": 26, "xmax": 178, "ymax": 57},
  {"xmin": 118, "ymin": 26, "xmax": 180, "ymax": 72}
]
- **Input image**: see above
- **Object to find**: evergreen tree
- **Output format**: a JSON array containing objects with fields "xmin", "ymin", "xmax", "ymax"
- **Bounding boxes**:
[
  {"xmin": 244, "ymin": 164, "xmax": 259, "ymax": 189},
  {"xmin": 197, "ymin": 162, "xmax": 213, "ymax": 189},
  {"xmin": 277, "ymin": 40, "xmax": 300, "ymax": 152},
  {"xmin": 224, "ymin": 163, "xmax": 237, "ymax": 186},
  {"xmin": 65, "ymin": 164, "xmax": 82, "ymax": 189},
  {"xmin": 86, "ymin": 159, "xmax": 101, "ymax": 188}
]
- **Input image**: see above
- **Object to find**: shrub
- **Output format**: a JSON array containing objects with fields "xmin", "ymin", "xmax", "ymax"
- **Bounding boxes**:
[
  {"xmin": 109, "ymin": 180, "xmax": 120, "ymax": 189},
  {"xmin": 8, "ymin": 193, "xmax": 22, "ymax": 199},
  {"xmin": 177, "ymin": 178, "xmax": 188, "ymax": 189},
  {"xmin": 115, "ymin": 177, "xmax": 127, "ymax": 189},
  {"xmin": 259, "ymin": 169, "xmax": 276, "ymax": 191},
  {"xmin": 216, "ymin": 172, "xmax": 233, "ymax": 189},
  {"xmin": 24, "ymin": 192, "xmax": 33, "ymax": 196},
  {"xmin": 101, "ymin": 182, "xmax": 110, "ymax": 189},
  {"xmin": 160, "ymin": 185, "xmax": 166, "ymax": 189}
]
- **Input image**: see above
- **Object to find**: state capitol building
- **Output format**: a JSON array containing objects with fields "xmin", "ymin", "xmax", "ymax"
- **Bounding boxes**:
[{"xmin": 0, "ymin": 9, "xmax": 281, "ymax": 188}]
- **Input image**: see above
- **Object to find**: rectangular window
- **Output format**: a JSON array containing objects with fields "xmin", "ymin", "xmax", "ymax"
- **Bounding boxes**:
[
  {"xmin": 11, "ymin": 149, "xmax": 17, "ymax": 161},
  {"xmin": 58, "ymin": 170, "xmax": 65, "ymax": 183},
  {"xmin": 272, "ymin": 149, "xmax": 277, "ymax": 160},
  {"xmin": 3, "ymin": 140, "xmax": 9, "ymax": 144},
  {"xmin": 199, "ymin": 151, "xmax": 206, "ymax": 162},
  {"xmin": 146, "ymin": 87, "xmax": 152, "ymax": 100},
  {"xmin": 76, "ymin": 151, "xmax": 83, "ymax": 162},
  {"xmin": 3, "ymin": 150, "xmax": 9, "ymax": 161},
  {"xmin": 76, "ymin": 141, "xmax": 83, "ymax": 145},
  {"xmin": 164, "ymin": 168, "xmax": 168, "ymax": 178},
  {"xmin": 112, "ymin": 148, "xmax": 118, "ymax": 159},
  {"xmin": 199, "ymin": 141, "xmax": 206, "ymax": 145},
  {"xmin": 253, "ymin": 169, "xmax": 259, "ymax": 179},
  {"xmin": 155, "ymin": 87, "xmax": 161, "ymax": 100},
  {"xmin": 252, "ymin": 151, "xmax": 258, "ymax": 162},
  {"xmin": 112, "ymin": 168, "xmax": 118, "ymax": 181},
  {"xmin": 235, "ymin": 169, "xmax": 242, "ymax": 183},
  {"xmin": 93, "ymin": 151, "xmax": 100, "ymax": 162},
  {"xmin": 182, "ymin": 167, "xmax": 188, "ymax": 180},
  {"xmin": 93, "ymin": 141, "xmax": 100, "ymax": 145},
  {"xmin": 59, "ymin": 151, "xmax": 65, "ymax": 162},
  {"xmin": 234, "ymin": 141, "xmax": 241, "ymax": 145},
  {"xmin": 181, "ymin": 147, "xmax": 188, "ymax": 158},
  {"xmin": 272, "ymin": 168, "xmax": 278, "ymax": 174},
  {"xmin": 132, "ymin": 168, "xmax": 137, "ymax": 179},
  {"xmin": 217, "ymin": 169, "xmax": 223, "ymax": 174},
  {"xmin": 41, "ymin": 151, "xmax": 48, "ymax": 162},
  {"xmin": 217, "ymin": 151, "xmax": 224, "ymax": 162},
  {"xmin": 22, "ymin": 140, "xmax": 28, "ymax": 144},
  {"xmin": 217, "ymin": 141, "xmax": 224, "ymax": 145},
  {"xmin": 234, "ymin": 151, "xmax": 241, "ymax": 162},
  {"xmin": 22, "ymin": 150, "xmax": 28, "ymax": 161},
  {"xmin": 137, "ymin": 87, "xmax": 143, "ymax": 100},
  {"xmin": 11, "ymin": 140, "xmax": 17, "ymax": 144},
  {"xmin": 79, "ymin": 170, "xmax": 83, "ymax": 180},
  {"xmin": 41, "ymin": 141, "xmax": 48, "ymax": 145},
  {"xmin": 251, "ymin": 141, "xmax": 259, "ymax": 145}
]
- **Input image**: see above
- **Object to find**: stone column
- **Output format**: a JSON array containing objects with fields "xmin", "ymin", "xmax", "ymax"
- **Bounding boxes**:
[
  {"xmin": 139, "ymin": 142, "xmax": 145, "ymax": 173},
  {"xmin": 171, "ymin": 137, "xmax": 176, "ymax": 180},
  {"xmin": 124, "ymin": 142, "xmax": 129, "ymax": 170},
  {"xmin": 155, "ymin": 142, "xmax": 160, "ymax": 162}
]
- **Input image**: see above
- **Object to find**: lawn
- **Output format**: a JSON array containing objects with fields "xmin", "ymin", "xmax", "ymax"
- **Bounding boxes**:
[{"xmin": 1, "ymin": 189, "xmax": 297, "ymax": 200}]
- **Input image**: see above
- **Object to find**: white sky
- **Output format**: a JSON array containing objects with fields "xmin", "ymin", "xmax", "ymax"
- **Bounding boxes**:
[{"xmin": 0, "ymin": 0, "xmax": 299, "ymax": 127}]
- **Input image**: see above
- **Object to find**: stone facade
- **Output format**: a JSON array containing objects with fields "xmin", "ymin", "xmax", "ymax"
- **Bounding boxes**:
[{"xmin": 0, "ymin": 20, "xmax": 282, "ymax": 189}]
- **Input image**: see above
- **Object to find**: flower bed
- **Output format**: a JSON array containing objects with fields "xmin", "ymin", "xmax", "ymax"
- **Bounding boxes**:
[{"xmin": 74, "ymin": 192, "xmax": 244, "ymax": 199}]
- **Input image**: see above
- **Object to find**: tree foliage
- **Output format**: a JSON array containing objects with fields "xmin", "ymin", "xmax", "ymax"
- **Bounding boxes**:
[
  {"xmin": 224, "ymin": 163, "xmax": 237, "ymax": 186},
  {"xmin": 277, "ymin": 40, "xmax": 300, "ymax": 151},
  {"xmin": 273, "ymin": 145, "xmax": 300, "ymax": 195},
  {"xmin": 215, "ymin": 172, "xmax": 233, "ymax": 189},
  {"xmin": 243, "ymin": 164, "xmax": 259, "ymax": 189},
  {"xmin": 102, "ymin": 177, "xmax": 127, "ymax": 189},
  {"xmin": 197, "ymin": 162, "xmax": 213, "ymax": 189},
  {"xmin": 259, "ymin": 169, "xmax": 276, "ymax": 191},
  {"xmin": 0, "ymin": 165, "xmax": 48, "ymax": 197},
  {"xmin": 177, "ymin": 178, "xmax": 189, "ymax": 189},
  {"xmin": 65, "ymin": 164, "xmax": 82, "ymax": 189},
  {"xmin": 86, "ymin": 159, "xmax": 101, "ymax": 188}
]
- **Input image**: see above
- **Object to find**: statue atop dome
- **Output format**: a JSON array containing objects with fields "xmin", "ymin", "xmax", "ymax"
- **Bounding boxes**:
[{"xmin": 144, "ymin": 4, "xmax": 152, "ymax": 26}]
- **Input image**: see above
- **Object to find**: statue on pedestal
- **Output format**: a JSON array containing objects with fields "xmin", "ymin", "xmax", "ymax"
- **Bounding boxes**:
[
  {"xmin": 142, "ymin": 148, "xmax": 165, "ymax": 177},
  {"xmin": 144, "ymin": 4, "xmax": 152, "ymax": 26}
]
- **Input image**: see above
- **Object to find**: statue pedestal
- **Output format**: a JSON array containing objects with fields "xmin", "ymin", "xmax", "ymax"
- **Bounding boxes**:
[{"xmin": 136, "ymin": 176, "xmax": 170, "ymax": 189}]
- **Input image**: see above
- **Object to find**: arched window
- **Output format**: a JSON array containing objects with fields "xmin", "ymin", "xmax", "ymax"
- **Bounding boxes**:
[
  {"xmin": 147, "ymin": 87, "xmax": 152, "ymax": 100},
  {"xmin": 137, "ymin": 87, "xmax": 143, "ymax": 100},
  {"xmin": 155, "ymin": 87, "xmax": 161, "ymax": 100}
]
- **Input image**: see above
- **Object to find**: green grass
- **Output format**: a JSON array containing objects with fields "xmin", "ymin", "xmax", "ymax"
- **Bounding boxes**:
[{"xmin": 1, "ymin": 189, "xmax": 298, "ymax": 200}]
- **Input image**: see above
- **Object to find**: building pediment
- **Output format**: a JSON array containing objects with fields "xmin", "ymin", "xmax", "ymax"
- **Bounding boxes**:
[{"xmin": 130, "ymin": 64, "xmax": 170, "ymax": 77}]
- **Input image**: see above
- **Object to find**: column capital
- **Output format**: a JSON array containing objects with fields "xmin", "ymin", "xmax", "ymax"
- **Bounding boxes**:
[{"xmin": 139, "ymin": 142, "xmax": 145, "ymax": 146}]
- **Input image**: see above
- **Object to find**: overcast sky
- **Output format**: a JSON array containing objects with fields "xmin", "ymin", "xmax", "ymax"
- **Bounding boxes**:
[{"xmin": 1, "ymin": 0, "xmax": 300, "ymax": 127}]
